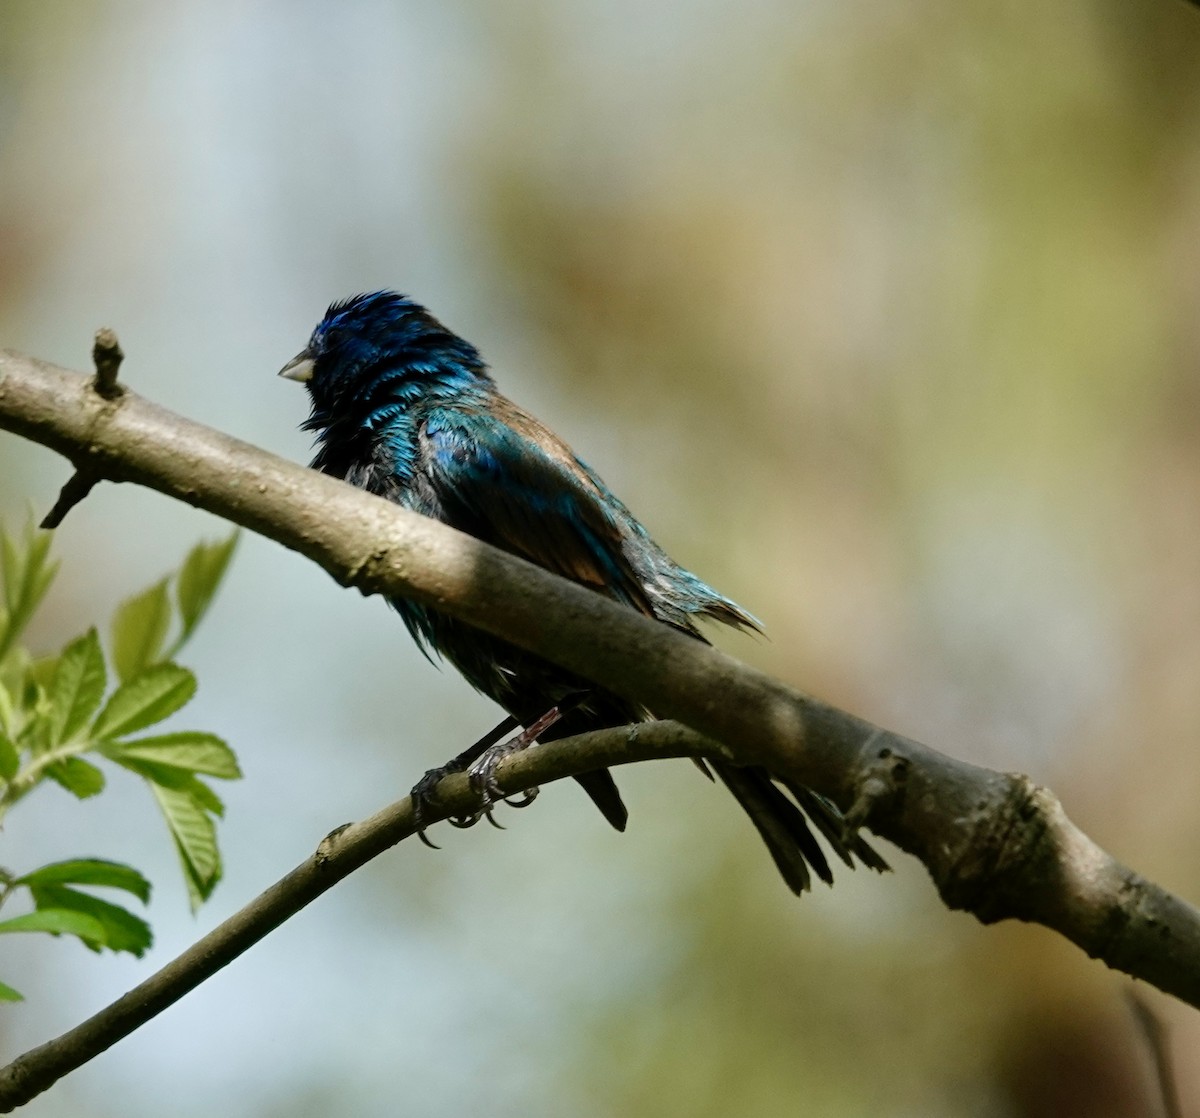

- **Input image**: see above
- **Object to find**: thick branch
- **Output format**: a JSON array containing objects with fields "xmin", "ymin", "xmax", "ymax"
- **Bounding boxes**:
[{"xmin": 1, "ymin": 348, "xmax": 1199, "ymax": 1011}]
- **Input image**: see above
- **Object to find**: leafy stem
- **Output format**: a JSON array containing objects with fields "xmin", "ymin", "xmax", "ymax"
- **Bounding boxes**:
[
  {"xmin": 0, "ymin": 739, "xmax": 95, "ymax": 823},
  {"xmin": 0, "ymin": 520, "xmax": 240, "ymax": 999}
]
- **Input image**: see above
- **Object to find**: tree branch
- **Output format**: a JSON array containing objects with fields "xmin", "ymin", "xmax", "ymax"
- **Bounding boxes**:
[
  {"xmin": 0, "ymin": 722, "xmax": 699, "ymax": 1111},
  {"xmin": 0, "ymin": 347, "xmax": 1198, "ymax": 1051}
]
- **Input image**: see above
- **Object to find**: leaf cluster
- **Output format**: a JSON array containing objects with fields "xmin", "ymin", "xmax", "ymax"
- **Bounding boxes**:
[{"xmin": 0, "ymin": 522, "xmax": 239, "ymax": 1001}]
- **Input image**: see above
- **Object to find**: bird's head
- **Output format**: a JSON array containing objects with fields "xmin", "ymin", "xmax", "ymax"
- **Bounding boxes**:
[{"xmin": 279, "ymin": 291, "xmax": 492, "ymax": 425}]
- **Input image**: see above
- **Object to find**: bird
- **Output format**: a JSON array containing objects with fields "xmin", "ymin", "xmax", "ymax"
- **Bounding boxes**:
[{"xmin": 279, "ymin": 290, "xmax": 886, "ymax": 894}]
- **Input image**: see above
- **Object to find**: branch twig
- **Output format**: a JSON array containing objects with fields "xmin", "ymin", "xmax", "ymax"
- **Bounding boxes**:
[
  {"xmin": 39, "ymin": 329, "xmax": 124, "ymax": 528},
  {"xmin": 1, "ymin": 347, "xmax": 1199, "ymax": 1080},
  {"xmin": 0, "ymin": 722, "xmax": 697, "ymax": 1111},
  {"xmin": 90, "ymin": 328, "xmax": 123, "ymax": 399},
  {"xmin": 40, "ymin": 471, "xmax": 99, "ymax": 530}
]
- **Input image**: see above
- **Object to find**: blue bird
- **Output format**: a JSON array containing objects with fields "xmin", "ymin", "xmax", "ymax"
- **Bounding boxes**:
[{"xmin": 280, "ymin": 291, "xmax": 885, "ymax": 893}]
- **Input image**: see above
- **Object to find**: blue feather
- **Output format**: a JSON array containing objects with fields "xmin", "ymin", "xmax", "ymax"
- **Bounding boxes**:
[{"xmin": 284, "ymin": 291, "xmax": 884, "ymax": 893}]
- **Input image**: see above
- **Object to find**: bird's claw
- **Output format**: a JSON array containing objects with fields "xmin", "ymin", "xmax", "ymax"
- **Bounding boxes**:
[
  {"xmin": 410, "ymin": 705, "xmax": 564, "ymax": 844},
  {"xmin": 447, "ymin": 811, "xmax": 483, "ymax": 829},
  {"xmin": 483, "ymin": 806, "xmax": 507, "ymax": 830},
  {"xmin": 465, "ymin": 731, "xmax": 540, "ymax": 811},
  {"xmin": 411, "ymin": 758, "xmax": 534, "ymax": 839},
  {"xmin": 411, "ymin": 763, "xmax": 465, "ymax": 847}
]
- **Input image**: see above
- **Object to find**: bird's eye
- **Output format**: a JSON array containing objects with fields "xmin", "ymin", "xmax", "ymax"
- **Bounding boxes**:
[{"xmin": 313, "ymin": 327, "xmax": 341, "ymax": 354}]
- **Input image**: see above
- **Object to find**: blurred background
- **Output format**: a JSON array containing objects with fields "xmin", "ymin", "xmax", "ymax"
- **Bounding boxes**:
[{"xmin": 2, "ymin": 1, "xmax": 1200, "ymax": 1115}]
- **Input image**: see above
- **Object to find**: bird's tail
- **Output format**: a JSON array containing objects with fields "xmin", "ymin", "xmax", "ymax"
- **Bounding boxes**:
[
  {"xmin": 710, "ymin": 761, "xmax": 888, "ymax": 895},
  {"xmin": 574, "ymin": 769, "xmax": 629, "ymax": 831}
]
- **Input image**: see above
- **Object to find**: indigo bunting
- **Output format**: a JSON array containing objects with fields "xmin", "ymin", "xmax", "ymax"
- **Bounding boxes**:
[{"xmin": 280, "ymin": 291, "xmax": 885, "ymax": 893}]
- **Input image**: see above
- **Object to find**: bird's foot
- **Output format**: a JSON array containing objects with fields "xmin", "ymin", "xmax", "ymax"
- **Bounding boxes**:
[
  {"xmin": 411, "ymin": 715, "xmax": 520, "ymax": 848},
  {"xmin": 412, "ymin": 695, "xmax": 587, "ymax": 845},
  {"xmin": 466, "ymin": 704, "xmax": 565, "ymax": 807},
  {"xmin": 411, "ymin": 764, "xmax": 475, "ymax": 848}
]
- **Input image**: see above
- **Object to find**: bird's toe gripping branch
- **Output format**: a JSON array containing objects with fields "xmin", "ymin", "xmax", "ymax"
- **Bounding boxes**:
[
  {"xmin": 409, "ymin": 715, "xmax": 517, "ymax": 847},
  {"xmin": 464, "ymin": 712, "xmax": 558, "ymax": 808},
  {"xmin": 410, "ymin": 705, "xmax": 578, "ymax": 845}
]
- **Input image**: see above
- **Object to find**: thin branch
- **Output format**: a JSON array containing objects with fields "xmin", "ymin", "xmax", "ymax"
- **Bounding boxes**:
[
  {"xmin": 39, "ymin": 471, "xmax": 98, "ymax": 530},
  {"xmin": 0, "ymin": 722, "xmax": 698, "ymax": 1112},
  {"xmin": 0, "ymin": 352, "xmax": 1198, "ymax": 1000}
]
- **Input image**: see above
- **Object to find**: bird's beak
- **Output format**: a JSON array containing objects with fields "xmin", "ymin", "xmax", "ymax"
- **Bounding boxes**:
[{"xmin": 278, "ymin": 350, "xmax": 315, "ymax": 383}]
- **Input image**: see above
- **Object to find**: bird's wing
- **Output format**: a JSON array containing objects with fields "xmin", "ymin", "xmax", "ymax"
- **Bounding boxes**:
[{"xmin": 420, "ymin": 400, "xmax": 657, "ymax": 618}]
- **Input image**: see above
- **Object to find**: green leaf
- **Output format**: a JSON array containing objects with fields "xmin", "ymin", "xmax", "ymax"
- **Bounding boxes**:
[
  {"xmin": 174, "ymin": 533, "xmax": 238, "ymax": 647},
  {"xmin": 0, "ymin": 979, "xmax": 23, "ymax": 1002},
  {"xmin": 18, "ymin": 678, "xmax": 52, "ymax": 755},
  {"xmin": 17, "ymin": 859, "xmax": 151, "ymax": 904},
  {"xmin": 92, "ymin": 663, "xmax": 196, "ymax": 739},
  {"xmin": 8, "ymin": 649, "xmax": 34, "ymax": 704},
  {"xmin": 101, "ymin": 731, "xmax": 241, "ymax": 780},
  {"xmin": 184, "ymin": 774, "xmax": 225, "ymax": 817},
  {"xmin": 26, "ymin": 654, "xmax": 59, "ymax": 693},
  {"xmin": 117, "ymin": 759, "xmax": 226, "ymax": 817},
  {"xmin": 0, "ymin": 680, "xmax": 16, "ymax": 739},
  {"xmin": 18, "ymin": 675, "xmax": 52, "ymax": 748},
  {"xmin": 0, "ymin": 907, "xmax": 107, "ymax": 944},
  {"xmin": 149, "ymin": 781, "xmax": 221, "ymax": 910},
  {"xmin": 0, "ymin": 730, "xmax": 17, "ymax": 781},
  {"xmin": 111, "ymin": 579, "xmax": 171, "ymax": 684},
  {"xmin": 0, "ymin": 531, "xmax": 17, "ymax": 614},
  {"xmin": 46, "ymin": 629, "xmax": 106, "ymax": 745},
  {"xmin": 0, "ymin": 522, "xmax": 53, "ymax": 623},
  {"xmin": 28, "ymin": 885, "xmax": 152, "ymax": 956},
  {"xmin": 46, "ymin": 757, "xmax": 105, "ymax": 798},
  {"xmin": 0, "ymin": 522, "xmax": 59, "ymax": 663}
]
